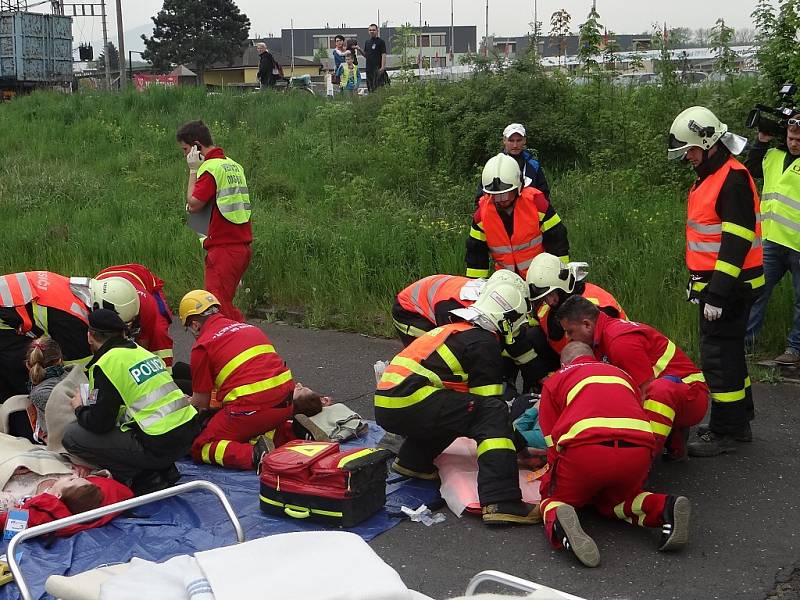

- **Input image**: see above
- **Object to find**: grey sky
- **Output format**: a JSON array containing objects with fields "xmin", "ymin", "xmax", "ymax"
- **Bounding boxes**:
[{"xmin": 68, "ymin": 0, "xmax": 760, "ymax": 53}]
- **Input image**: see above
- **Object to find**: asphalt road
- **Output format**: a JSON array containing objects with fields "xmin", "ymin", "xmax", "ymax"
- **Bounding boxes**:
[{"xmin": 172, "ymin": 321, "xmax": 800, "ymax": 600}]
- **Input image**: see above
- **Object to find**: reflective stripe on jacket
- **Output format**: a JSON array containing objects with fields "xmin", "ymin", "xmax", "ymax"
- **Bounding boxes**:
[
  {"xmin": 90, "ymin": 345, "xmax": 195, "ymax": 435},
  {"xmin": 686, "ymin": 157, "xmax": 762, "ymax": 272},
  {"xmin": 761, "ymin": 148, "xmax": 800, "ymax": 252},
  {"xmin": 0, "ymin": 272, "xmax": 89, "ymax": 334},
  {"xmin": 396, "ymin": 275, "xmax": 472, "ymax": 325},
  {"xmin": 375, "ymin": 322, "xmax": 504, "ymax": 410},
  {"xmin": 196, "ymin": 157, "xmax": 252, "ymax": 224},
  {"xmin": 539, "ymin": 356, "xmax": 656, "ymax": 453},
  {"xmin": 536, "ymin": 283, "xmax": 626, "ymax": 355},
  {"xmin": 478, "ymin": 187, "xmax": 544, "ymax": 277}
]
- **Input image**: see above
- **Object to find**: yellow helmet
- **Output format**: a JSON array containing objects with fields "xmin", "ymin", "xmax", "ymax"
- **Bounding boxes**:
[
  {"xmin": 89, "ymin": 277, "xmax": 140, "ymax": 324},
  {"xmin": 179, "ymin": 290, "xmax": 220, "ymax": 326}
]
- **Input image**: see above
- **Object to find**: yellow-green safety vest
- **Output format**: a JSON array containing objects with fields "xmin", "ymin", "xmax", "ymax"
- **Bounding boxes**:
[
  {"xmin": 761, "ymin": 148, "xmax": 800, "ymax": 252},
  {"xmin": 89, "ymin": 345, "xmax": 196, "ymax": 435},
  {"xmin": 196, "ymin": 157, "xmax": 252, "ymax": 224}
]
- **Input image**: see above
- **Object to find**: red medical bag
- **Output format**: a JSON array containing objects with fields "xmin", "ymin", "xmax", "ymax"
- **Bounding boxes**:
[{"xmin": 259, "ymin": 440, "xmax": 391, "ymax": 527}]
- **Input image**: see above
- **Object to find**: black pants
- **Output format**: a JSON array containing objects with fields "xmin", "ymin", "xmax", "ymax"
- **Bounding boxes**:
[
  {"xmin": 366, "ymin": 69, "xmax": 387, "ymax": 92},
  {"xmin": 172, "ymin": 361, "xmax": 193, "ymax": 395},
  {"xmin": 0, "ymin": 330, "xmax": 30, "ymax": 403},
  {"xmin": 700, "ymin": 294, "xmax": 756, "ymax": 434},
  {"xmin": 516, "ymin": 325, "xmax": 560, "ymax": 393},
  {"xmin": 62, "ymin": 421, "xmax": 195, "ymax": 484},
  {"xmin": 376, "ymin": 390, "xmax": 523, "ymax": 505}
]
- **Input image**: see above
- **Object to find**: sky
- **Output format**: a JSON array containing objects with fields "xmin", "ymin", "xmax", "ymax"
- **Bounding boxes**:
[{"xmin": 62, "ymin": 0, "xmax": 760, "ymax": 55}]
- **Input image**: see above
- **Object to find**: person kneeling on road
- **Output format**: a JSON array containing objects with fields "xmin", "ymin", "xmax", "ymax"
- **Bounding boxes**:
[
  {"xmin": 375, "ymin": 270, "xmax": 540, "ymax": 526},
  {"xmin": 180, "ymin": 290, "xmax": 327, "ymax": 472},
  {"xmin": 538, "ymin": 342, "xmax": 691, "ymax": 568},
  {"xmin": 62, "ymin": 310, "xmax": 199, "ymax": 496}
]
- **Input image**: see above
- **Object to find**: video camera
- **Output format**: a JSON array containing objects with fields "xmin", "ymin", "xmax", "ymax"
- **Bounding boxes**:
[{"xmin": 746, "ymin": 82, "xmax": 798, "ymax": 138}]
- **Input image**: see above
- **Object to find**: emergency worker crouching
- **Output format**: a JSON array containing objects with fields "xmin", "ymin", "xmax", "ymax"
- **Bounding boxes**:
[
  {"xmin": 375, "ymin": 270, "xmax": 540, "ymax": 526},
  {"xmin": 62, "ymin": 310, "xmax": 199, "ymax": 496}
]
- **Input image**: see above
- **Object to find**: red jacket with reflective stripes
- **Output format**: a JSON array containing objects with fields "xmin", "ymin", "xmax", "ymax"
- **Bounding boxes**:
[
  {"xmin": 396, "ymin": 275, "xmax": 472, "ymax": 325},
  {"xmin": 686, "ymin": 157, "xmax": 762, "ymax": 271},
  {"xmin": 96, "ymin": 264, "xmax": 174, "ymax": 367},
  {"xmin": 477, "ymin": 187, "xmax": 546, "ymax": 277},
  {"xmin": 0, "ymin": 272, "xmax": 88, "ymax": 333},
  {"xmin": 190, "ymin": 313, "xmax": 294, "ymax": 411},
  {"xmin": 591, "ymin": 311, "xmax": 701, "ymax": 388},
  {"xmin": 539, "ymin": 355, "xmax": 656, "ymax": 456},
  {"xmin": 537, "ymin": 283, "xmax": 626, "ymax": 355}
]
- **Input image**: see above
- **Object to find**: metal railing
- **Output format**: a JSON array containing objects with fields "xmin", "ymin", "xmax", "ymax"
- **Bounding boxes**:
[
  {"xmin": 7, "ymin": 480, "xmax": 244, "ymax": 600},
  {"xmin": 465, "ymin": 570, "xmax": 587, "ymax": 599}
]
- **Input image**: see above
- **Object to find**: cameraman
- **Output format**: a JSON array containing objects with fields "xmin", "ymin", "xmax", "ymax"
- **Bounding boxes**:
[{"xmin": 744, "ymin": 115, "xmax": 800, "ymax": 365}]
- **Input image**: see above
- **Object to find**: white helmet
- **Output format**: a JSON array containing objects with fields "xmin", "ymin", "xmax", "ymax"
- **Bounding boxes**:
[
  {"xmin": 668, "ymin": 106, "xmax": 727, "ymax": 160},
  {"xmin": 89, "ymin": 277, "xmax": 140, "ymax": 324},
  {"xmin": 453, "ymin": 270, "xmax": 530, "ymax": 343},
  {"xmin": 481, "ymin": 153, "xmax": 522, "ymax": 195},
  {"xmin": 526, "ymin": 253, "xmax": 589, "ymax": 301}
]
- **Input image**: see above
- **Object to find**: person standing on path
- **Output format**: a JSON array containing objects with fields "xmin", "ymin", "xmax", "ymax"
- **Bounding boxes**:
[
  {"xmin": 177, "ymin": 120, "xmax": 252, "ymax": 322},
  {"xmin": 357, "ymin": 24, "xmax": 387, "ymax": 93}
]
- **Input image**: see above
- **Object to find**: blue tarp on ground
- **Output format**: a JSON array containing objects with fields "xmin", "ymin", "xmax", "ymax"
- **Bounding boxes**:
[{"xmin": 0, "ymin": 423, "xmax": 440, "ymax": 600}]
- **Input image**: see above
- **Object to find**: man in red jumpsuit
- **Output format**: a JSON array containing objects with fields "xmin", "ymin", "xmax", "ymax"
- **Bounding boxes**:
[
  {"xmin": 557, "ymin": 295, "xmax": 709, "ymax": 461},
  {"xmin": 538, "ymin": 342, "xmax": 691, "ymax": 567},
  {"xmin": 178, "ymin": 120, "xmax": 252, "ymax": 322},
  {"xmin": 95, "ymin": 264, "xmax": 174, "ymax": 370},
  {"xmin": 179, "ymin": 290, "xmax": 324, "ymax": 470}
]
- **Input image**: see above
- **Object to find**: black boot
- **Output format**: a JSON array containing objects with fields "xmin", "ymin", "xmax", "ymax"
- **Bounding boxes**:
[{"xmin": 688, "ymin": 430, "xmax": 738, "ymax": 457}]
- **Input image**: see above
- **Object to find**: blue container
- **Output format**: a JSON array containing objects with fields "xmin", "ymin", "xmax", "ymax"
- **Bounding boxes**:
[{"xmin": 0, "ymin": 11, "xmax": 73, "ymax": 82}]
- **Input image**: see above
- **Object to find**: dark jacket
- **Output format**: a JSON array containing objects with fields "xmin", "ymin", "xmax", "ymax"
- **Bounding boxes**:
[{"xmin": 258, "ymin": 50, "xmax": 278, "ymax": 85}]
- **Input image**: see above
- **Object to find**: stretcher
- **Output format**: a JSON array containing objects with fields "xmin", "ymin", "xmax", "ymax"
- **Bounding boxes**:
[{"xmin": 5, "ymin": 481, "xmax": 585, "ymax": 600}]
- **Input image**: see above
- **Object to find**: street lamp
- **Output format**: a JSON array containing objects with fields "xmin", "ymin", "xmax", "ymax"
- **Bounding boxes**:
[{"xmin": 415, "ymin": 1, "xmax": 422, "ymax": 75}]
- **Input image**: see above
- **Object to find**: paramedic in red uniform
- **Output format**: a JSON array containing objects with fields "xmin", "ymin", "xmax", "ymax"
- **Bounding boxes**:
[
  {"xmin": 538, "ymin": 342, "xmax": 691, "ymax": 568},
  {"xmin": 465, "ymin": 153, "xmax": 569, "ymax": 280},
  {"xmin": 178, "ymin": 120, "xmax": 252, "ymax": 322},
  {"xmin": 95, "ymin": 264, "xmax": 174, "ymax": 370},
  {"xmin": 179, "ymin": 290, "xmax": 324, "ymax": 471},
  {"xmin": 557, "ymin": 296, "xmax": 709, "ymax": 461}
]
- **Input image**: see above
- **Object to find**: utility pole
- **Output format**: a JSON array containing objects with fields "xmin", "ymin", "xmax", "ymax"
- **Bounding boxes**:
[
  {"xmin": 450, "ymin": 0, "xmax": 454, "ymax": 71},
  {"xmin": 100, "ymin": 0, "xmax": 111, "ymax": 89},
  {"xmin": 290, "ymin": 18, "xmax": 295, "ymax": 75},
  {"xmin": 416, "ymin": 1, "xmax": 422, "ymax": 76},
  {"xmin": 115, "ymin": 0, "xmax": 125, "ymax": 88},
  {"xmin": 484, "ymin": 0, "xmax": 488, "ymax": 56}
]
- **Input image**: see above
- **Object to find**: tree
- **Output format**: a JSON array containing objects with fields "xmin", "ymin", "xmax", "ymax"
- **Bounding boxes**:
[
  {"xmin": 603, "ymin": 30, "xmax": 623, "ymax": 76},
  {"xmin": 313, "ymin": 45, "xmax": 330, "ymax": 62},
  {"xmin": 548, "ymin": 9, "xmax": 571, "ymax": 67},
  {"xmin": 391, "ymin": 22, "xmax": 418, "ymax": 70},
  {"xmin": 732, "ymin": 27, "xmax": 756, "ymax": 45},
  {"xmin": 709, "ymin": 18, "xmax": 738, "ymax": 79},
  {"xmin": 577, "ymin": 7, "xmax": 602, "ymax": 78},
  {"xmin": 94, "ymin": 41, "xmax": 119, "ymax": 73},
  {"xmin": 141, "ymin": 0, "xmax": 250, "ymax": 84},
  {"xmin": 667, "ymin": 27, "xmax": 693, "ymax": 48},
  {"xmin": 651, "ymin": 22, "xmax": 677, "ymax": 87},
  {"xmin": 693, "ymin": 27, "xmax": 711, "ymax": 47},
  {"xmin": 752, "ymin": 0, "xmax": 800, "ymax": 88}
]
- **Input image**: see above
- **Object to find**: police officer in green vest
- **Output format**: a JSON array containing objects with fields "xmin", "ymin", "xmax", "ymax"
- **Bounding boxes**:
[
  {"xmin": 62, "ymin": 309, "xmax": 199, "ymax": 495},
  {"xmin": 745, "ymin": 115, "xmax": 800, "ymax": 365}
]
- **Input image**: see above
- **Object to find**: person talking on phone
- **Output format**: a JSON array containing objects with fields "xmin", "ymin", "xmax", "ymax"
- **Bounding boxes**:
[
  {"xmin": 61, "ymin": 309, "xmax": 199, "ymax": 496},
  {"xmin": 176, "ymin": 120, "xmax": 252, "ymax": 322}
]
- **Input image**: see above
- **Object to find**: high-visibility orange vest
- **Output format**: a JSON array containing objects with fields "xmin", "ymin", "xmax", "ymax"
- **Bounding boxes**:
[
  {"xmin": 686, "ymin": 157, "xmax": 762, "ymax": 272},
  {"xmin": 478, "ymin": 187, "xmax": 544, "ymax": 277},
  {"xmin": 377, "ymin": 322, "xmax": 473, "ymax": 395},
  {"xmin": 396, "ymin": 275, "xmax": 472, "ymax": 325},
  {"xmin": 537, "ymin": 283, "xmax": 626, "ymax": 354},
  {"xmin": 0, "ymin": 272, "xmax": 88, "ymax": 334}
]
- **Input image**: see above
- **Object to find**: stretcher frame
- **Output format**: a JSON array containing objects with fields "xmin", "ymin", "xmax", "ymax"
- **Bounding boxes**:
[
  {"xmin": 7, "ymin": 480, "xmax": 244, "ymax": 600},
  {"xmin": 465, "ymin": 569, "xmax": 587, "ymax": 599}
]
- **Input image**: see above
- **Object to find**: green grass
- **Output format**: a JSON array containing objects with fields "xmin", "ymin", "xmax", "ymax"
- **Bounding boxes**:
[{"xmin": 0, "ymin": 78, "xmax": 796, "ymax": 363}]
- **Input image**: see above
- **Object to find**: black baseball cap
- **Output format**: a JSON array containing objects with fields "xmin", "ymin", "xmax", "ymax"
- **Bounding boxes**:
[{"xmin": 89, "ymin": 308, "xmax": 127, "ymax": 333}]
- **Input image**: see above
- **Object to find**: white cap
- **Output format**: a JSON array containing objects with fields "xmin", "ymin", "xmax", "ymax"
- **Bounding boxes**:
[{"xmin": 503, "ymin": 123, "xmax": 526, "ymax": 138}]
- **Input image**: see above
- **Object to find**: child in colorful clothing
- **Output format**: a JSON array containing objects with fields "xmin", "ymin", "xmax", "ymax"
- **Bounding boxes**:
[
  {"xmin": 26, "ymin": 336, "xmax": 69, "ymax": 443},
  {"xmin": 336, "ymin": 51, "xmax": 359, "ymax": 95}
]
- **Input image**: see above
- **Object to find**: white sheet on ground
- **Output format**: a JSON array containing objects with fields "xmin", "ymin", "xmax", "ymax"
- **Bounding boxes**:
[
  {"xmin": 434, "ymin": 437, "xmax": 542, "ymax": 517},
  {"xmin": 99, "ymin": 555, "xmax": 212, "ymax": 600},
  {"xmin": 197, "ymin": 531, "xmax": 414, "ymax": 600}
]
